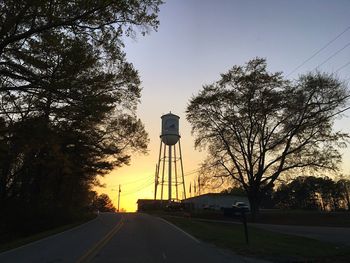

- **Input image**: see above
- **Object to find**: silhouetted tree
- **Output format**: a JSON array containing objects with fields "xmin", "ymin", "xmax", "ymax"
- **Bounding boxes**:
[
  {"xmin": 273, "ymin": 176, "xmax": 349, "ymax": 211},
  {"xmin": 221, "ymin": 186, "xmax": 246, "ymax": 196},
  {"xmin": 337, "ymin": 179, "xmax": 350, "ymax": 210},
  {"xmin": 0, "ymin": 32, "xmax": 148, "ymax": 209},
  {"xmin": 273, "ymin": 183, "xmax": 292, "ymax": 209},
  {"xmin": 0, "ymin": 0, "xmax": 161, "ymax": 235},
  {"xmin": 93, "ymin": 194, "xmax": 116, "ymax": 212},
  {"xmin": 187, "ymin": 58, "xmax": 349, "ymax": 217},
  {"xmin": 318, "ymin": 177, "xmax": 340, "ymax": 210},
  {"xmin": 274, "ymin": 176, "xmax": 320, "ymax": 210},
  {"xmin": 0, "ymin": 0, "xmax": 162, "ymax": 58}
]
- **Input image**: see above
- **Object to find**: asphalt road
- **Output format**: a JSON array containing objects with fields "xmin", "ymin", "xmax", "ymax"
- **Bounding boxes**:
[
  {"xmin": 88, "ymin": 213, "xmax": 263, "ymax": 263},
  {"xmin": 0, "ymin": 213, "xmax": 266, "ymax": 263},
  {"xmin": 0, "ymin": 212, "xmax": 123, "ymax": 263}
]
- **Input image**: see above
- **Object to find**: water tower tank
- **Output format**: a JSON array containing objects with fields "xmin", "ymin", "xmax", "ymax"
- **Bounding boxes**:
[{"xmin": 161, "ymin": 113, "xmax": 180, "ymax": 145}]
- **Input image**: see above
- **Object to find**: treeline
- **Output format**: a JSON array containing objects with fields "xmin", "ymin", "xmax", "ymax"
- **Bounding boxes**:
[
  {"xmin": 224, "ymin": 176, "xmax": 350, "ymax": 212},
  {"xmin": 0, "ymin": 0, "xmax": 162, "ymax": 240},
  {"xmin": 272, "ymin": 176, "xmax": 350, "ymax": 211}
]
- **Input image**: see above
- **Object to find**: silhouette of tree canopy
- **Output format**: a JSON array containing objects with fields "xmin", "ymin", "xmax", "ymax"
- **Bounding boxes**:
[
  {"xmin": 337, "ymin": 179, "xmax": 350, "ymax": 210},
  {"xmin": 0, "ymin": 0, "xmax": 161, "ymax": 235},
  {"xmin": 221, "ymin": 186, "xmax": 246, "ymax": 196},
  {"xmin": 93, "ymin": 193, "xmax": 116, "ymax": 212},
  {"xmin": 0, "ymin": 0, "xmax": 162, "ymax": 57},
  {"xmin": 187, "ymin": 58, "xmax": 349, "ymax": 217},
  {"xmin": 274, "ymin": 176, "xmax": 349, "ymax": 211}
]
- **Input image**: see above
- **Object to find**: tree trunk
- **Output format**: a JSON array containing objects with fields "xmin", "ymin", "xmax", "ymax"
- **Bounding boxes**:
[{"xmin": 247, "ymin": 191, "xmax": 262, "ymax": 222}]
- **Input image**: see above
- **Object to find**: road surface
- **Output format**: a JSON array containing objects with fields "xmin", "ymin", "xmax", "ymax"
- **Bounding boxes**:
[{"xmin": 0, "ymin": 213, "xmax": 265, "ymax": 263}]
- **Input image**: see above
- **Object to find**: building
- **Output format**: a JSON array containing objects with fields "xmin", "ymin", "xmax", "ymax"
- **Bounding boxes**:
[
  {"xmin": 182, "ymin": 193, "xmax": 249, "ymax": 211},
  {"xmin": 137, "ymin": 199, "xmax": 165, "ymax": 212}
]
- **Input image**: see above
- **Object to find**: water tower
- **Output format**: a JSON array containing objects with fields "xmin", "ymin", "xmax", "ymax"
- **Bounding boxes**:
[{"xmin": 154, "ymin": 112, "xmax": 186, "ymax": 202}]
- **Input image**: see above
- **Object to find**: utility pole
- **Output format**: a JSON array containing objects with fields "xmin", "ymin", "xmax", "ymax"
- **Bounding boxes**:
[{"xmin": 117, "ymin": 184, "xmax": 121, "ymax": 212}]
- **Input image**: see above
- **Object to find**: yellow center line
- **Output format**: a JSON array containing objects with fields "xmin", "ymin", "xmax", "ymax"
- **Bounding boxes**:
[{"xmin": 76, "ymin": 215, "xmax": 125, "ymax": 263}]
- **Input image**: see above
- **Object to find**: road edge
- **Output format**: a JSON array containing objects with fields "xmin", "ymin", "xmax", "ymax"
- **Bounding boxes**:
[
  {"xmin": 0, "ymin": 214, "xmax": 99, "ymax": 255},
  {"xmin": 155, "ymin": 216, "xmax": 201, "ymax": 244}
]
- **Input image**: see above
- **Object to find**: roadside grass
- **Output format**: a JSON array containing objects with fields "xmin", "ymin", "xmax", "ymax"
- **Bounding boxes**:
[
  {"xmin": 162, "ymin": 216, "xmax": 350, "ymax": 262},
  {"xmin": 0, "ymin": 214, "xmax": 97, "ymax": 253},
  {"xmin": 253, "ymin": 210, "xmax": 350, "ymax": 227},
  {"xmin": 152, "ymin": 209, "xmax": 350, "ymax": 227}
]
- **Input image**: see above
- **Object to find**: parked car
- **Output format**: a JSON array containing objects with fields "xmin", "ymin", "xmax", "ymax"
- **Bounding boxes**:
[{"xmin": 232, "ymin": 202, "xmax": 250, "ymax": 212}]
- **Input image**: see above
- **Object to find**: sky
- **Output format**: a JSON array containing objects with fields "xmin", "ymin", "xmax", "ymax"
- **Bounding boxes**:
[{"xmin": 95, "ymin": 0, "xmax": 350, "ymax": 212}]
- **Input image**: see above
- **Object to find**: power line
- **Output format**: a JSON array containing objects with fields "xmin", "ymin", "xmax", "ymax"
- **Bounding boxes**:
[
  {"xmin": 122, "ymin": 177, "xmax": 154, "ymax": 191},
  {"xmin": 124, "ymin": 174, "xmax": 153, "ymax": 185},
  {"xmin": 118, "ymin": 163, "xmax": 218, "ymax": 196},
  {"xmin": 121, "ymin": 181, "xmax": 154, "ymax": 196},
  {"xmin": 315, "ymin": 41, "xmax": 350, "ymax": 70},
  {"xmin": 335, "ymin": 60, "xmax": 350, "ymax": 73},
  {"xmin": 183, "ymin": 156, "xmax": 232, "ymax": 177},
  {"xmin": 110, "ymin": 174, "xmax": 153, "ymax": 188},
  {"xmin": 118, "ymin": 158, "xmax": 231, "ymax": 196},
  {"xmin": 183, "ymin": 162, "xmax": 211, "ymax": 177},
  {"xmin": 120, "ymin": 176, "xmax": 154, "ymax": 193},
  {"xmin": 286, "ymin": 25, "xmax": 350, "ymax": 78}
]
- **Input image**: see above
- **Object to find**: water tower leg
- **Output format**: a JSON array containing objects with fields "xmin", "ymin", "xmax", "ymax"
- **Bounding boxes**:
[
  {"xmin": 168, "ymin": 145, "xmax": 171, "ymax": 202},
  {"xmin": 154, "ymin": 163, "xmax": 158, "ymax": 200},
  {"xmin": 161, "ymin": 143, "xmax": 166, "ymax": 201},
  {"xmin": 174, "ymin": 145, "xmax": 179, "ymax": 200},
  {"xmin": 179, "ymin": 139, "xmax": 186, "ymax": 199},
  {"xmin": 155, "ymin": 140, "xmax": 163, "ymax": 200},
  {"xmin": 168, "ymin": 145, "xmax": 172, "ymax": 202}
]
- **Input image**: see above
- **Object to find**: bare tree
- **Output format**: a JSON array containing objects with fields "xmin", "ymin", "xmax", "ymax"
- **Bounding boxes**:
[{"xmin": 186, "ymin": 58, "xmax": 349, "ymax": 217}]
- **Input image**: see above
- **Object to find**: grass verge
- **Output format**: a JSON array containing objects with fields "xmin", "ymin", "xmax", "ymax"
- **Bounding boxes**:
[
  {"xmin": 148, "ymin": 209, "xmax": 350, "ymax": 227},
  {"xmin": 0, "ymin": 213, "xmax": 97, "ymax": 253},
  {"xmin": 162, "ymin": 216, "xmax": 350, "ymax": 262},
  {"xmin": 253, "ymin": 210, "xmax": 350, "ymax": 227}
]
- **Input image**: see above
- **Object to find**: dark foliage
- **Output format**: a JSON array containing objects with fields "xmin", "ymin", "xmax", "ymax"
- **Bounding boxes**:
[
  {"xmin": 274, "ymin": 176, "xmax": 350, "ymax": 211},
  {"xmin": 0, "ymin": 0, "xmax": 162, "ymax": 239}
]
